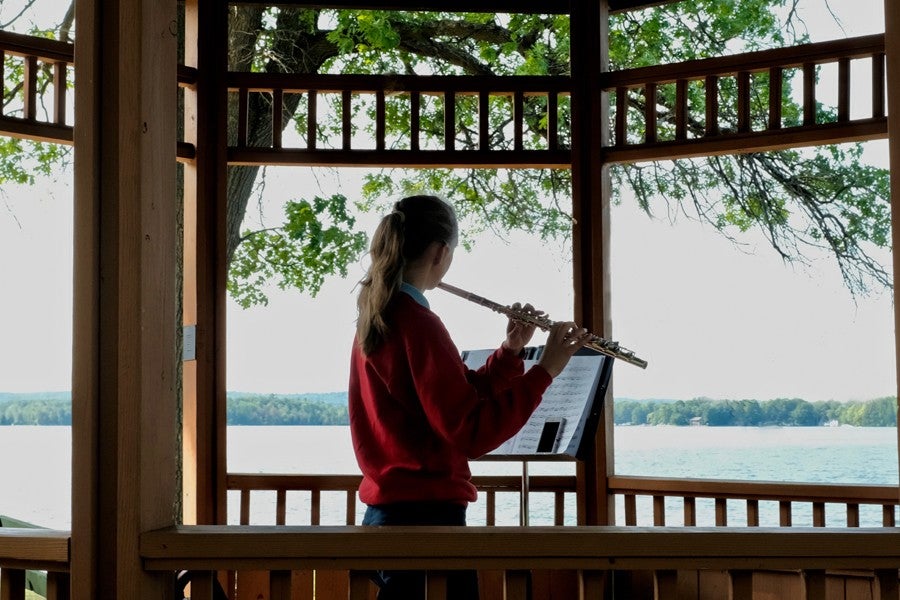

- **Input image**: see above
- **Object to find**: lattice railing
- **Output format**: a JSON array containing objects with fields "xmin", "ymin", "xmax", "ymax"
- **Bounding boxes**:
[
  {"xmin": 601, "ymin": 33, "xmax": 888, "ymax": 163},
  {"xmin": 0, "ymin": 30, "xmax": 73, "ymax": 144},
  {"xmin": 224, "ymin": 72, "xmax": 572, "ymax": 168}
]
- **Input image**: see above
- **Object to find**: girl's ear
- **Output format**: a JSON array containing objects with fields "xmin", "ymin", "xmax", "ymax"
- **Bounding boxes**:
[{"xmin": 432, "ymin": 242, "xmax": 450, "ymax": 266}]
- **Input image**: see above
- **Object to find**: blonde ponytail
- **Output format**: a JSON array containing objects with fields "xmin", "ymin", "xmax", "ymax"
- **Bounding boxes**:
[{"xmin": 356, "ymin": 196, "xmax": 457, "ymax": 355}]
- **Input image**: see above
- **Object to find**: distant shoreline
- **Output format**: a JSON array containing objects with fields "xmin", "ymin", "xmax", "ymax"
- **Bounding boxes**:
[{"xmin": 0, "ymin": 393, "xmax": 896, "ymax": 427}]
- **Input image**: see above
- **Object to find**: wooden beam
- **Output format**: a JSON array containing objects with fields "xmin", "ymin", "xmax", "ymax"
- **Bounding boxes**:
[
  {"xmin": 72, "ymin": 1, "xmax": 179, "ymax": 598},
  {"xmin": 884, "ymin": 0, "xmax": 900, "ymax": 512},
  {"xmin": 570, "ymin": 0, "xmax": 613, "ymax": 527},
  {"xmin": 230, "ymin": 0, "xmax": 571, "ymax": 13},
  {"xmin": 600, "ymin": 118, "xmax": 887, "ymax": 164}
]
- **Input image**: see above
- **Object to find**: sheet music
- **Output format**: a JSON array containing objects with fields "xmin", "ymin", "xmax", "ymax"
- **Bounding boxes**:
[{"xmin": 462, "ymin": 348, "xmax": 610, "ymax": 459}]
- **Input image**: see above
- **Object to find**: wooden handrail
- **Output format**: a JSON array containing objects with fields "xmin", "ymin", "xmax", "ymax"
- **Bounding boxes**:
[
  {"xmin": 0, "ymin": 528, "xmax": 70, "ymax": 571},
  {"xmin": 141, "ymin": 524, "xmax": 900, "ymax": 571},
  {"xmin": 609, "ymin": 475, "xmax": 900, "ymax": 505},
  {"xmin": 0, "ymin": 30, "xmax": 72, "ymax": 64},
  {"xmin": 602, "ymin": 34, "xmax": 885, "ymax": 87}
]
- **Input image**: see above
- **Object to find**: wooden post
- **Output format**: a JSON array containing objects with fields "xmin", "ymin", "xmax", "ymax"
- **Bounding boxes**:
[
  {"xmin": 72, "ymin": 1, "xmax": 179, "ymax": 598},
  {"xmin": 885, "ymin": 0, "xmax": 900, "ymax": 514},
  {"xmin": 571, "ymin": 0, "xmax": 614, "ymax": 529},
  {"xmin": 183, "ymin": 0, "xmax": 230, "ymax": 527}
]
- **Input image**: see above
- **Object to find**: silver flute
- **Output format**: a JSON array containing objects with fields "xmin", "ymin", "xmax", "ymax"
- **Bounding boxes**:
[{"xmin": 437, "ymin": 282, "xmax": 648, "ymax": 369}]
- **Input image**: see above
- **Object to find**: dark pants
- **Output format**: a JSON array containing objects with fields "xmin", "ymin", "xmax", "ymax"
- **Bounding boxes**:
[{"xmin": 362, "ymin": 501, "xmax": 480, "ymax": 600}]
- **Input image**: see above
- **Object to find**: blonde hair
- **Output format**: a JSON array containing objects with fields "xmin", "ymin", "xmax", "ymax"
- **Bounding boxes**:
[{"xmin": 356, "ymin": 195, "xmax": 457, "ymax": 355}]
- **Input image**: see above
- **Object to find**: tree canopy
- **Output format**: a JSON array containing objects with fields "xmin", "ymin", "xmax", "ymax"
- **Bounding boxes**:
[{"xmin": 2, "ymin": 1, "xmax": 892, "ymax": 305}]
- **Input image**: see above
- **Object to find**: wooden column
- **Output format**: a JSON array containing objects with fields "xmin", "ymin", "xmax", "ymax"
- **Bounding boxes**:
[
  {"xmin": 182, "ymin": 0, "xmax": 229, "ymax": 526},
  {"xmin": 570, "ymin": 0, "xmax": 613, "ymax": 526},
  {"xmin": 72, "ymin": 1, "xmax": 179, "ymax": 598},
  {"xmin": 885, "ymin": 0, "xmax": 900, "ymax": 507}
]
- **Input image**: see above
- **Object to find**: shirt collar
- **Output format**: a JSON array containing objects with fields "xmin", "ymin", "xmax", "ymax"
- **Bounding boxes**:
[{"xmin": 399, "ymin": 281, "xmax": 429, "ymax": 309}]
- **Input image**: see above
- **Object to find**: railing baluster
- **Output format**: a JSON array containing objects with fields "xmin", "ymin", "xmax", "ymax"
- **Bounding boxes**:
[
  {"xmin": 237, "ymin": 87, "xmax": 248, "ymax": 147},
  {"xmin": 444, "ymin": 90, "xmax": 456, "ymax": 150},
  {"xmin": 837, "ymin": 57, "xmax": 850, "ymax": 122},
  {"xmin": 426, "ymin": 572, "xmax": 449, "ymax": 600},
  {"xmin": 45, "ymin": 571, "xmax": 70, "ymax": 600},
  {"xmin": 883, "ymin": 504, "xmax": 896, "ymax": 527},
  {"xmin": 504, "ymin": 570, "xmax": 529, "ymax": 600},
  {"xmin": 479, "ymin": 90, "xmax": 491, "ymax": 150},
  {"xmin": 24, "ymin": 55, "xmax": 37, "ymax": 121},
  {"xmin": 486, "ymin": 490, "xmax": 496, "ymax": 526},
  {"xmin": 554, "ymin": 491, "xmax": 565, "ymax": 525},
  {"xmin": 547, "ymin": 91, "xmax": 558, "ymax": 150},
  {"xmin": 653, "ymin": 495, "xmax": 666, "ymax": 526},
  {"xmin": 272, "ymin": 89, "xmax": 283, "ymax": 149},
  {"xmin": 342, "ymin": 89, "xmax": 352, "ymax": 150},
  {"xmin": 768, "ymin": 66, "xmax": 783, "ymax": 130},
  {"xmin": 803, "ymin": 62, "xmax": 816, "ymax": 126},
  {"xmin": 578, "ymin": 571, "xmax": 606, "ymax": 599},
  {"xmin": 684, "ymin": 496, "xmax": 696, "ymax": 526},
  {"xmin": 655, "ymin": 569, "xmax": 678, "ymax": 598},
  {"xmin": 347, "ymin": 490, "xmax": 357, "ymax": 525},
  {"xmin": 513, "ymin": 90, "xmax": 524, "ymax": 151},
  {"xmin": 715, "ymin": 498, "xmax": 727, "ymax": 526},
  {"xmin": 704, "ymin": 74, "xmax": 719, "ymax": 136},
  {"xmin": 349, "ymin": 571, "xmax": 371, "ymax": 600},
  {"xmin": 675, "ymin": 79, "xmax": 687, "ymax": 140},
  {"xmin": 276, "ymin": 489, "xmax": 286, "ymax": 525},
  {"xmin": 53, "ymin": 61, "xmax": 67, "ymax": 125},
  {"xmin": 847, "ymin": 503, "xmax": 860, "ymax": 527},
  {"xmin": 729, "ymin": 570, "xmax": 753, "ymax": 600},
  {"xmin": 0, "ymin": 50, "xmax": 5, "ymax": 117},
  {"xmin": 779, "ymin": 501, "xmax": 792, "ymax": 527},
  {"xmin": 0, "ymin": 567, "xmax": 25, "ymax": 600},
  {"xmin": 311, "ymin": 490, "xmax": 321, "ymax": 525},
  {"xmin": 813, "ymin": 502, "xmax": 825, "ymax": 527},
  {"xmin": 306, "ymin": 90, "xmax": 317, "ymax": 149},
  {"xmin": 747, "ymin": 499, "xmax": 759, "ymax": 527},
  {"xmin": 737, "ymin": 71, "xmax": 751, "ymax": 133},
  {"xmin": 187, "ymin": 570, "xmax": 216, "ymax": 600},
  {"xmin": 270, "ymin": 570, "xmax": 291, "ymax": 600},
  {"xmin": 614, "ymin": 86, "xmax": 628, "ymax": 145},
  {"xmin": 240, "ymin": 489, "xmax": 250, "ymax": 525},
  {"xmin": 644, "ymin": 82, "xmax": 657, "ymax": 143},
  {"xmin": 376, "ymin": 89, "xmax": 385, "ymax": 151},
  {"xmin": 624, "ymin": 494, "xmax": 637, "ymax": 526},
  {"xmin": 410, "ymin": 91, "xmax": 420, "ymax": 151},
  {"xmin": 873, "ymin": 52, "xmax": 886, "ymax": 118},
  {"xmin": 875, "ymin": 569, "xmax": 899, "ymax": 600},
  {"xmin": 803, "ymin": 569, "xmax": 826, "ymax": 600}
]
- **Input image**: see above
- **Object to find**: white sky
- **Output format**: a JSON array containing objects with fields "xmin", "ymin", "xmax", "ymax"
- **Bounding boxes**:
[{"xmin": 0, "ymin": 0, "xmax": 895, "ymax": 402}]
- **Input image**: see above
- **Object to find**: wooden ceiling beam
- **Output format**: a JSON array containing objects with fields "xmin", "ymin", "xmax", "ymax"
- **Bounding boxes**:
[{"xmin": 231, "ymin": 0, "xmax": 680, "ymax": 14}]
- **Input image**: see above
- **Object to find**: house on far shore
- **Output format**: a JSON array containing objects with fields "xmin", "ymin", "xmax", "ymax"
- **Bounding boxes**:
[{"xmin": 690, "ymin": 417, "xmax": 704, "ymax": 427}]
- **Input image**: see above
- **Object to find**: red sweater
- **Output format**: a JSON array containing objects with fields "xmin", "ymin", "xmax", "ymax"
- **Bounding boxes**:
[{"xmin": 349, "ymin": 292, "xmax": 553, "ymax": 506}]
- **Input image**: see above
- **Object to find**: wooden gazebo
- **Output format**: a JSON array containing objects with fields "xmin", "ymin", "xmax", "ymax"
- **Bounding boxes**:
[{"xmin": 1, "ymin": 0, "xmax": 900, "ymax": 598}]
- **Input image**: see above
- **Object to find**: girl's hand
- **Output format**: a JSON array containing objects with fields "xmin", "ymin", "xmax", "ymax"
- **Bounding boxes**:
[
  {"xmin": 537, "ymin": 321, "xmax": 591, "ymax": 378},
  {"xmin": 502, "ymin": 302, "xmax": 540, "ymax": 355}
]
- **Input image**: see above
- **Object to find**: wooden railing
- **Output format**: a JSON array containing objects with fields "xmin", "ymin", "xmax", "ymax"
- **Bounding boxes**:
[
  {"xmin": 2, "ymin": 29, "xmax": 887, "ymax": 167},
  {"xmin": 229, "ymin": 472, "xmax": 899, "ymax": 529},
  {"xmin": 610, "ymin": 475, "xmax": 900, "ymax": 528},
  {"xmin": 601, "ymin": 33, "xmax": 888, "ymax": 163},
  {"xmin": 0, "ymin": 528, "xmax": 70, "ymax": 600},
  {"xmin": 140, "ymin": 525, "xmax": 900, "ymax": 600},
  {"xmin": 224, "ymin": 72, "xmax": 572, "ymax": 168},
  {"xmin": 0, "ymin": 30, "xmax": 73, "ymax": 144}
]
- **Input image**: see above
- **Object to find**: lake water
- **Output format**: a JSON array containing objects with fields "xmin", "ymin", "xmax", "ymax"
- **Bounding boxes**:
[{"xmin": 2, "ymin": 425, "xmax": 897, "ymax": 530}]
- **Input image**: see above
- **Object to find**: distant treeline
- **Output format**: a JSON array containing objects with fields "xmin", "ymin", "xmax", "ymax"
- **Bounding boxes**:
[
  {"xmin": 0, "ymin": 392, "xmax": 349, "ymax": 426},
  {"xmin": 227, "ymin": 393, "xmax": 348, "ymax": 425},
  {"xmin": 2, "ymin": 393, "xmax": 896, "ymax": 427},
  {"xmin": 615, "ymin": 397, "xmax": 898, "ymax": 427}
]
